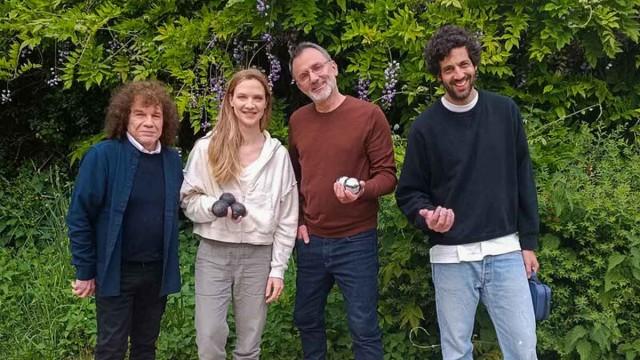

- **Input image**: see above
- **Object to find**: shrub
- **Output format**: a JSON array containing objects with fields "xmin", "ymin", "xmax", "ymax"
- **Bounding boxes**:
[
  {"xmin": 0, "ymin": 162, "xmax": 71, "ymax": 247},
  {"xmin": 1, "ymin": 1, "xmax": 639, "ymax": 358},
  {"xmin": 1, "ymin": 0, "xmax": 639, "ymax": 159},
  {"xmin": 530, "ymin": 125, "xmax": 640, "ymax": 359}
]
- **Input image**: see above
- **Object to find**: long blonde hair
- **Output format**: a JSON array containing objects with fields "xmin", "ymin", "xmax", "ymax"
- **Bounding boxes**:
[{"xmin": 209, "ymin": 69, "xmax": 272, "ymax": 184}]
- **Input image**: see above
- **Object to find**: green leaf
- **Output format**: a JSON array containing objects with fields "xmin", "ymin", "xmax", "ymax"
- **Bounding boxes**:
[
  {"xmin": 576, "ymin": 339, "xmax": 593, "ymax": 360},
  {"xmin": 604, "ymin": 267, "xmax": 625, "ymax": 292},
  {"xmin": 608, "ymin": 253, "xmax": 626, "ymax": 271},
  {"xmin": 565, "ymin": 325, "xmax": 588, "ymax": 353},
  {"xmin": 225, "ymin": 0, "xmax": 245, "ymax": 8},
  {"xmin": 541, "ymin": 234, "xmax": 560, "ymax": 249},
  {"xmin": 590, "ymin": 323, "xmax": 609, "ymax": 351}
]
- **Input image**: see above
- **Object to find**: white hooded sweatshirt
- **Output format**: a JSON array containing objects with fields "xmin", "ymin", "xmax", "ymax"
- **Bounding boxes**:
[{"xmin": 180, "ymin": 130, "xmax": 298, "ymax": 279}]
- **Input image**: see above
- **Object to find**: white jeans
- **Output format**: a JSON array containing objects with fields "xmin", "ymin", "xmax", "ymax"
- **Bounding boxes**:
[{"xmin": 195, "ymin": 238, "xmax": 272, "ymax": 360}]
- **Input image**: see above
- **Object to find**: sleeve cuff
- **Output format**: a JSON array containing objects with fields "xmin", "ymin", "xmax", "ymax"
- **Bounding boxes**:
[
  {"xmin": 360, "ymin": 183, "xmax": 378, "ymax": 200},
  {"xmin": 201, "ymin": 196, "xmax": 219, "ymax": 222},
  {"xmin": 519, "ymin": 233, "xmax": 538, "ymax": 250},
  {"xmin": 76, "ymin": 266, "xmax": 96, "ymax": 281},
  {"xmin": 269, "ymin": 267, "xmax": 285, "ymax": 279},
  {"xmin": 414, "ymin": 213, "xmax": 429, "ymax": 232}
]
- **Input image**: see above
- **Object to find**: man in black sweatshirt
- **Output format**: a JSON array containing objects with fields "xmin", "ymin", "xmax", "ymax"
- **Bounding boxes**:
[{"xmin": 396, "ymin": 25, "xmax": 539, "ymax": 360}]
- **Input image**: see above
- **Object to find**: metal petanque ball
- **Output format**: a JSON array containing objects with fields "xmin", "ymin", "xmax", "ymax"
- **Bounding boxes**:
[
  {"xmin": 230, "ymin": 202, "xmax": 247, "ymax": 219},
  {"xmin": 212, "ymin": 200, "xmax": 230, "ymax": 217},
  {"xmin": 344, "ymin": 177, "xmax": 361, "ymax": 194},
  {"xmin": 219, "ymin": 192, "xmax": 236, "ymax": 205}
]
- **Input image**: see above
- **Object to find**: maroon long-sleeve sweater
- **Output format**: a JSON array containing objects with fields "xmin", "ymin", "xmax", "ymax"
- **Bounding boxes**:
[{"xmin": 288, "ymin": 96, "xmax": 397, "ymax": 238}]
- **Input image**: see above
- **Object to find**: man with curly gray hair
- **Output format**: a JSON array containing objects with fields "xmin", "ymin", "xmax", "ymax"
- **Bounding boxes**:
[{"xmin": 67, "ymin": 80, "xmax": 183, "ymax": 359}]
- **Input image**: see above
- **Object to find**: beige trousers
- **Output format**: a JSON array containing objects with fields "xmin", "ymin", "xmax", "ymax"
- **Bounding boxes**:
[{"xmin": 195, "ymin": 238, "xmax": 272, "ymax": 360}]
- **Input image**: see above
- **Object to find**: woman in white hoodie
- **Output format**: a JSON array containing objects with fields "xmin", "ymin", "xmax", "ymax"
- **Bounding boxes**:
[{"xmin": 180, "ymin": 69, "xmax": 298, "ymax": 360}]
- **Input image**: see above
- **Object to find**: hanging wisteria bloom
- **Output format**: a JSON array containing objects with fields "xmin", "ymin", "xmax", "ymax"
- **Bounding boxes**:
[
  {"xmin": 201, "ymin": 105, "xmax": 211, "ymax": 131},
  {"xmin": 106, "ymin": 39, "xmax": 121, "ymax": 55},
  {"xmin": 261, "ymin": 33, "xmax": 280, "ymax": 88},
  {"xmin": 209, "ymin": 76, "xmax": 226, "ymax": 106},
  {"xmin": 58, "ymin": 49, "xmax": 70, "ymax": 64},
  {"xmin": 1, "ymin": 89, "xmax": 12, "ymax": 104},
  {"xmin": 206, "ymin": 34, "xmax": 217, "ymax": 50},
  {"xmin": 232, "ymin": 39, "xmax": 245, "ymax": 65},
  {"xmin": 256, "ymin": 0, "xmax": 268, "ymax": 16},
  {"xmin": 267, "ymin": 53, "xmax": 281, "ymax": 89},
  {"xmin": 261, "ymin": 33, "xmax": 273, "ymax": 51},
  {"xmin": 356, "ymin": 78, "xmax": 371, "ymax": 101},
  {"xmin": 381, "ymin": 60, "xmax": 400, "ymax": 110},
  {"xmin": 189, "ymin": 93, "xmax": 198, "ymax": 108},
  {"xmin": 46, "ymin": 67, "xmax": 61, "ymax": 87},
  {"xmin": 20, "ymin": 47, "xmax": 32, "ymax": 59}
]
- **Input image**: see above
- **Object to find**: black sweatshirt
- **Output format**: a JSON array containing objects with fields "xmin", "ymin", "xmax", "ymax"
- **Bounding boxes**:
[{"xmin": 395, "ymin": 90, "xmax": 539, "ymax": 250}]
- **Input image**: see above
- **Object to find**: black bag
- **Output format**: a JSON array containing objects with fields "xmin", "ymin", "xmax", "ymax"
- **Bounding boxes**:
[{"xmin": 528, "ymin": 272, "xmax": 551, "ymax": 321}]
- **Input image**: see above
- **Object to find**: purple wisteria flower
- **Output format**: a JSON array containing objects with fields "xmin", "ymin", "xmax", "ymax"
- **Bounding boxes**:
[
  {"xmin": 232, "ymin": 39, "xmax": 245, "ymax": 64},
  {"xmin": 1, "ymin": 89, "xmax": 12, "ymax": 104},
  {"xmin": 58, "ymin": 49, "xmax": 70, "ymax": 64},
  {"xmin": 209, "ymin": 76, "xmax": 226, "ymax": 105},
  {"xmin": 201, "ymin": 105, "xmax": 211, "ymax": 131},
  {"xmin": 256, "ymin": 0, "xmax": 268, "ymax": 16},
  {"xmin": 262, "ymin": 33, "xmax": 280, "ymax": 89},
  {"xmin": 189, "ymin": 94, "xmax": 198, "ymax": 108},
  {"xmin": 381, "ymin": 60, "xmax": 400, "ymax": 110},
  {"xmin": 106, "ymin": 39, "xmax": 121, "ymax": 55},
  {"xmin": 46, "ymin": 67, "xmax": 61, "ymax": 87},
  {"xmin": 206, "ymin": 34, "xmax": 217, "ymax": 49},
  {"xmin": 267, "ymin": 53, "xmax": 281, "ymax": 88},
  {"xmin": 20, "ymin": 47, "xmax": 32, "ymax": 59},
  {"xmin": 261, "ymin": 33, "xmax": 273, "ymax": 51},
  {"xmin": 356, "ymin": 77, "xmax": 371, "ymax": 101}
]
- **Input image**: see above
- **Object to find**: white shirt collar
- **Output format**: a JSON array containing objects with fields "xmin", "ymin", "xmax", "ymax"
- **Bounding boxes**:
[
  {"xmin": 126, "ymin": 132, "xmax": 162, "ymax": 154},
  {"xmin": 440, "ymin": 89, "xmax": 479, "ymax": 113}
]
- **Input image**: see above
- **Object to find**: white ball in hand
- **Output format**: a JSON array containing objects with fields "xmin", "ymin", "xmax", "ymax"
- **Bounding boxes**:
[{"xmin": 344, "ymin": 177, "xmax": 361, "ymax": 194}]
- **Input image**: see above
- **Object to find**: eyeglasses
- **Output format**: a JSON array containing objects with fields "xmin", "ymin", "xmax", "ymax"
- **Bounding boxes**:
[{"xmin": 295, "ymin": 59, "xmax": 332, "ymax": 85}]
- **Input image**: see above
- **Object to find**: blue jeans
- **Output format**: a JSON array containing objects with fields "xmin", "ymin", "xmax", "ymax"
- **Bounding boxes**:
[
  {"xmin": 431, "ymin": 251, "xmax": 537, "ymax": 360},
  {"xmin": 293, "ymin": 229, "xmax": 383, "ymax": 360}
]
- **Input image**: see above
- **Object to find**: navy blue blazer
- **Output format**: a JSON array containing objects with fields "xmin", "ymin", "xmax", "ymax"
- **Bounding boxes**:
[{"xmin": 67, "ymin": 138, "xmax": 183, "ymax": 297}]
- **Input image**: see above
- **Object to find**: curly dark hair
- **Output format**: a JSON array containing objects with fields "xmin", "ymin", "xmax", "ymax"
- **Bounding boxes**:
[
  {"xmin": 104, "ymin": 80, "xmax": 179, "ymax": 146},
  {"xmin": 424, "ymin": 25, "xmax": 482, "ymax": 77}
]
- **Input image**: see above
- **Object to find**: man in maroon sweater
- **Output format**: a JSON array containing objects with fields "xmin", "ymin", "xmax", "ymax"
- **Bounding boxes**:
[{"xmin": 288, "ymin": 42, "xmax": 397, "ymax": 360}]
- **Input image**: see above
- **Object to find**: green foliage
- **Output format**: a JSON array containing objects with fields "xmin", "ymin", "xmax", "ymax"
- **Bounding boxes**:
[
  {"xmin": 2, "ymin": 0, "xmax": 639, "ymax": 145},
  {"xmin": 1, "ymin": 0, "xmax": 640, "ymax": 359},
  {"xmin": 529, "ymin": 123, "xmax": 640, "ymax": 359},
  {"xmin": 0, "ymin": 162, "xmax": 70, "ymax": 247},
  {"xmin": 0, "ymin": 243, "xmax": 96, "ymax": 360},
  {"xmin": 156, "ymin": 232, "xmax": 198, "ymax": 359},
  {"xmin": 1, "ymin": 124, "xmax": 639, "ymax": 358},
  {"xmin": 0, "ymin": 164, "xmax": 94, "ymax": 360}
]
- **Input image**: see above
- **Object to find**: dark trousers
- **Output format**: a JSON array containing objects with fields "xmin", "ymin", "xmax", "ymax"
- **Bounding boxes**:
[
  {"xmin": 293, "ymin": 229, "xmax": 383, "ymax": 360},
  {"xmin": 95, "ymin": 262, "xmax": 167, "ymax": 360}
]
